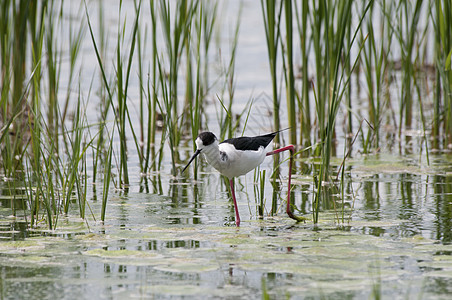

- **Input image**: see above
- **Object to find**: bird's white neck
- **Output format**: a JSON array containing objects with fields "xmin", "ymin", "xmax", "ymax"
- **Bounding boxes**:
[{"xmin": 200, "ymin": 141, "xmax": 225, "ymax": 172}]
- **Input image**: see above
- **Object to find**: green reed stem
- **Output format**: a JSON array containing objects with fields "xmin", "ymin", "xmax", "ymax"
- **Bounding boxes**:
[
  {"xmin": 86, "ymin": 0, "xmax": 118, "ymax": 186},
  {"xmin": 116, "ymin": 1, "xmax": 141, "ymax": 188},
  {"xmin": 187, "ymin": 5, "xmax": 203, "ymax": 180},
  {"xmin": 313, "ymin": 0, "xmax": 372, "ymax": 223},
  {"xmin": 102, "ymin": 128, "xmax": 114, "ymax": 222},
  {"xmin": 261, "ymin": 0, "xmax": 284, "ymax": 216},
  {"xmin": 62, "ymin": 5, "xmax": 84, "ymax": 125},
  {"xmin": 145, "ymin": 0, "xmax": 159, "ymax": 173},
  {"xmin": 261, "ymin": 0, "xmax": 283, "ymax": 143},
  {"xmin": 137, "ymin": 16, "xmax": 145, "ymax": 172},
  {"xmin": 361, "ymin": 0, "xmax": 393, "ymax": 151},
  {"xmin": 91, "ymin": 0, "xmax": 108, "ymax": 184},
  {"xmin": 218, "ymin": 5, "xmax": 241, "ymax": 140},
  {"xmin": 45, "ymin": 1, "xmax": 62, "ymax": 156},
  {"xmin": 284, "ymin": 0, "xmax": 296, "ymax": 145},
  {"xmin": 159, "ymin": 0, "xmax": 198, "ymax": 175},
  {"xmin": 395, "ymin": 0, "xmax": 423, "ymax": 138},
  {"xmin": 260, "ymin": 169, "xmax": 266, "ymax": 217},
  {"xmin": 201, "ymin": 0, "xmax": 217, "ymax": 98},
  {"xmin": 253, "ymin": 168, "xmax": 266, "ymax": 218},
  {"xmin": 294, "ymin": 0, "xmax": 311, "ymax": 151},
  {"xmin": 433, "ymin": 0, "xmax": 452, "ymax": 147}
]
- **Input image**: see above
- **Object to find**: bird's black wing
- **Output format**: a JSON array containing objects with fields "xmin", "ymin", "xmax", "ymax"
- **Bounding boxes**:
[{"xmin": 221, "ymin": 132, "xmax": 278, "ymax": 151}]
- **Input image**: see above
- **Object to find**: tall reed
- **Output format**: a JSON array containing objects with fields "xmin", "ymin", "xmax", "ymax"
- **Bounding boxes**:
[
  {"xmin": 201, "ymin": 1, "xmax": 218, "ymax": 99},
  {"xmin": 63, "ymin": 94, "xmax": 85, "ymax": 216},
  {"xmin": 396, "ymin": 0, "xmax": 423, "ymax": 140},
  {"xmin": 102, "ymin": 128, "xmax": 114, "ymax": 222},
  {"xmin": 360, "ymin": 0, "xmax": 393, "ymax": 152},
  {"xmin": 312, "ymin": 0, "xmax": 371, "ymax": 223},
  {"xmin": 86, "ymin": 1, "xmax": 116, "ymax": 193},
  {"xmin": 260, "ymin": 0, "xmax": 284, "ymax": 216},
  {"xmin": 86, "ymin": 1, "xmax": 142, "ymax": 188},
  {"xmin": 216, "ymin": 4, "xmax": 241, "ymax": 140},
  {"xmin": 433, "ymin": 0, "xmax": 452, "ymax": 148},
  {"xmin": 116, "ymin": 1, "xmax": 141, "ymax": 188},
  {"xmin": 92, "ymin": 0, "xmax": 109, "ymax": 184},
  {"xmin": 282, "ymin": 0, "xmax": 297, "ymax": 145},
  {"xmin": 254, "ymin": 168, "xmax": 266, "ymax": 218},
  {"xmin": 158, "ymin": 0, "xmax": 198, "ymax": 176},
  {"xmin": 180, "ymin": 1, "xmax": 219, "ymax": 181},
  {"xmin": 0, "ymin": 0, "xmax": 37, "ymax": 176},
  {"xmin": 142, "ymin": 0, "xmax": 158, "ymax": 174},
  {"xmin": 260, "ymin": 0, "xmax": 283, "ymax": 144},
  {"xmin": 3, "ymin": 0, "xmax": 452, "ymax": 230},
  {"xmin": 186, "ymin": 2, "xmax": 204, "ymax": 180},
  {"xmin": 45, "ymin": 1, "xmax": 63, "ymax": 156},
  {"xmin": 294, "ymin": 0, "xmax": 311, "ymax": 152}
]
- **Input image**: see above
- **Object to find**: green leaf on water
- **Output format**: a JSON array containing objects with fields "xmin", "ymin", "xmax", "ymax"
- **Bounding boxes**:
[
  {"xmin": 83, "ymin": 248, "xmax": 160, "ymax": 258},
  {"xmin": 0, "ymin": 240, "xmax": 41, "ymax": 251},
  {"xmin": 154, "ymin": 261, "xmax": 219, "ymax": 273}
]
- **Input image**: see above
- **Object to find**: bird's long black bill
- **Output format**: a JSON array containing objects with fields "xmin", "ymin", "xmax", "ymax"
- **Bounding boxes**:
[{"xmin": 181, "ymin": 149, "xmax": 202, "ymax": 173}]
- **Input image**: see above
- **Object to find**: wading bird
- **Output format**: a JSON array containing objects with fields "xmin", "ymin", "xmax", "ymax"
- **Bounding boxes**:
[{"xmin": 182, "ymin": 130, "xmax": 305, "ymax": 226}]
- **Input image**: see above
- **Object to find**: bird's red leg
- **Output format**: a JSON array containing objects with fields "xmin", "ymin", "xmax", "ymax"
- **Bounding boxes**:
[
  {"xmin": 267, "ymin": 145, "xmax": 307, "ymax": 222},
  {"xmin": 229, "ymin": 178, "xmax": 241, "ymax": 226}
]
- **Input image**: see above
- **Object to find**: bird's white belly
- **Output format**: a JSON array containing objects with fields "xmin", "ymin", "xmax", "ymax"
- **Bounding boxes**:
[{"xmin": 216, "ymin": 143, "xmax": 268, "ymax": 178}]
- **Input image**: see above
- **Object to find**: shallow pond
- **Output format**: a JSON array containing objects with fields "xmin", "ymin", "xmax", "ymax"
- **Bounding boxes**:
[
  {"xmin": 1, "ymin": 153, "xmax": 452, "ymax": 299},
  {"xmin": 1, "ymin": 0, "xmax": 452, "ymax": 299}
]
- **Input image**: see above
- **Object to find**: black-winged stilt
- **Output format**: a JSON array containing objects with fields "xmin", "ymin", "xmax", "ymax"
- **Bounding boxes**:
[{"xmin": 182, "ymin": 130, "xmax": 304, "ymax": 226}]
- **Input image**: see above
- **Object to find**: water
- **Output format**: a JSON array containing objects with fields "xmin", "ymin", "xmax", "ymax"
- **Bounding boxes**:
[
  {"xmin": 1, "ymin": 0, "xmax": 452, "ymax": 299},
  {"xmin": 1, "ymin": 155, "xmax": 452, "ymax": 299}
]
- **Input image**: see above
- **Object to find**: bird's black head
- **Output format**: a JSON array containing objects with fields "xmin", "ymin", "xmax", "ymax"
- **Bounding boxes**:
[
  {"xmin": 197, "ymin": 131, "xmax": 217, "ymax": 147},
  {"xmin": 181, "ymin": 131, "xmax": 217, "ymax": 174}
]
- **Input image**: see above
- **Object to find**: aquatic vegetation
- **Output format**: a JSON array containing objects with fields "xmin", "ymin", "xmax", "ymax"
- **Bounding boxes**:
[
  {"xmin": 1, "ymin": 204, "xmax": 451, "ymax": 298},
  {"xmin": 0, "ymin": 0, "xmax": 450, "ymax": 275}
]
